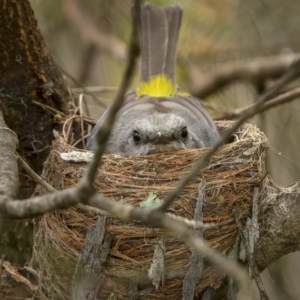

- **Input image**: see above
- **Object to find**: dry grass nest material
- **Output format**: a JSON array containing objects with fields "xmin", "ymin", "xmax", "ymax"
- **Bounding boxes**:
[{"xmin": 31, "ymin": 120, "xmax": 268, "ymax": 299}]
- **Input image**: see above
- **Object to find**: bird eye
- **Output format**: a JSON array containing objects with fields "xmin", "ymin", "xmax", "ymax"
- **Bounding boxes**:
[
  {"xmin": 132, "ymin": 130, "xmax": 141, "ymax": 144},
  {"xmin": 181, "ymin": 127, "xmax": 188, "ymax": 139}
]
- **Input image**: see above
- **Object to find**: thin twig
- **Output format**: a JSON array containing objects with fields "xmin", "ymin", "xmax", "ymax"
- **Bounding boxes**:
[
  {"xmin": 17, "ymin": 154, "xmax": 55, "ymax": 193},
  {"xmin": 192, "ymin": 53, "xmax": 300, "ymax": 98},
  {"xmin": 78, "ymin": 94, "xmax": 86, "ymax": 148},
  {"xmin": 17, "ymin": 153, "xmax": 105, "ymax": 216},
  {"xmin": 165, "ymin": 212, "xmax": 216, "ymax": 230},
  {"xmin": 78, "ymin": 0, "xmax": 141, "ymax": 194},
  {"xmin": 72, "ymin": 133, "xmax": 91, "ymax": 147},
  {"xmin": 32, "ymin": 100, "xmax": 66, "ymax": 116},
  {"xmin": 157, "ymin": 58, "xmax": 300, "ymax": 212},
  {"xmin": 72, "ymin": 86, "xmax": 118, "ymax": 94},
  {"xmin": 59, "ymin": 67, "xmax": 106, "ymax": 108},
  {"xmin": 0, "ymin": 254, "xmax": 4, "ymax": 285},
  {"xmin": 0, "ymin": 113, "xmax": 19, "ymax": 199},
  {"xmin": 214, "ymin": 86, "xmax": 300, "ymax": 120},
  {"xmin": 63, "ymin": 107, "xmax": 80, "ymax": 143}
]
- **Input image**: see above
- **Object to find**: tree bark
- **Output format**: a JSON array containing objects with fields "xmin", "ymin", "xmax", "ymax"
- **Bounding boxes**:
[
  {"xmin": 0, "ymin": 0, "xmax": 71, "ymax": 198},
  {"xmin": 0, "ymin": 0, "xmax": 71, "ymax": 275}
]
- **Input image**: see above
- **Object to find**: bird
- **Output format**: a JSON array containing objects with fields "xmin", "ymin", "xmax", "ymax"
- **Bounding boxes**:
[{"xmin": 86, "ymin": 4, "xmax": 220, "ymax": 156}]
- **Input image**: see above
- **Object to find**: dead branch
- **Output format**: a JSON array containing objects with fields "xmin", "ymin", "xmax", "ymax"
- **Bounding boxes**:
[
  {"xmin": 191, "ymin": 53, "xmax": 300, "ymax": 98},
  {"xmin": 0, "ymin": 112, "xmax": 19, "ymax": 199},
  {"xmin": 78, "ymin": 0, "xmax": 140, "ymax": 193},
  {"xmin": 214, "ymin": 86, "xmax": 300, "ymax": 120}
]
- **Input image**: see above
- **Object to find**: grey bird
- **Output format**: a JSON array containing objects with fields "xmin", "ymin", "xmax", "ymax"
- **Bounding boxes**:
[{"xmin": 86, "ymin": 4, "xmax": 220, "ymax": 156}]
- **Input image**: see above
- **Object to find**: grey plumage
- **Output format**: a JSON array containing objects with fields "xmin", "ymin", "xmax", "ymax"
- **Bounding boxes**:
[
  {"xmin": 139, "ymin": 4, "xmax": 182, "ymax": 83},
  {"xmin": 86, "ymin": 4, "xmax": 220, "ymax": 156}
]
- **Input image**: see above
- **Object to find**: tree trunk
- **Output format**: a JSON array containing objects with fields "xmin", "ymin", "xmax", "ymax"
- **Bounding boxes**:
[
  {"xmin": 0, "ymin": 0, "xmax": 71, "ymax": 273},
  {"xmin": 0, "ymin": 0, "xmax": 71, "ymax": 198}
]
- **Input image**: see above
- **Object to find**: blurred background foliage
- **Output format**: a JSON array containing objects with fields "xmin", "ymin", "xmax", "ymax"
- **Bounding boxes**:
[{"xmin": 29, "ymin": 0, "xmax": 300, "ymax": 299}]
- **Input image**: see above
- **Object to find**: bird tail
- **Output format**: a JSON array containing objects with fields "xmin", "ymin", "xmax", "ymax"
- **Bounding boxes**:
[{"xmin": 138, "ymin": 4, "xmax": 182, "ymax": 85}]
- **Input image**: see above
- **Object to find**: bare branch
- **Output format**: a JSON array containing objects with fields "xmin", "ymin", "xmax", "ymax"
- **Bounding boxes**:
[
  {"xmin": 2, "ymin": 187, "xmax": 79, "ymax": 218},
  {"xmin": 17, "ymin": 154, "xmax": 55, "ymax": 193},
  {"xmin": 0, "ymin": 112, "xmax": 19, "ymax": 199},
  {"xmin": 18, "ymin": 153, "xmax": 103, "ymax": 216},
  {"xmin": 157, "ymin": 58, "xmax": 300, "ymax": 212},
  {"xmin": 78, "ymin": 0, "xmax": 141, "ymax": 193},
  {"xmin": 191, "ymin": 53, "xmax": 300, "ymax": 98},
  {"xmin": 165, "ymin": 213, "xmax": 217, "ymax": 230},
  {"xmin": 214, "ymin": 86, "xmax": 300, "ymax": 121},
  {"xmin": 72, "ymin": 86, "xmax": 118, "ymax": 94}
]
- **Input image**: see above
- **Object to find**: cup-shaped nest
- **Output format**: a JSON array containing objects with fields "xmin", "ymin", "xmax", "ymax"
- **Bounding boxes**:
[{"xmin": 31, "ymin": 120, "xmax": 268, "ymax": 299}]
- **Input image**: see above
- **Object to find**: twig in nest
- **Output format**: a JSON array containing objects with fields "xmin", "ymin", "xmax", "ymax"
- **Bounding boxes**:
[
  {"xmin": 32, "ymin": 100, "xmax": 66, "ymax": 117},
  {"xmin": 182, "ymin": 178, "xmax": 206, "ymax": 300},
  {"xmin": 62, "ymin": 98, "xmax": 95, "ymax": 147},
  {"xmin": 234, "ymin": 188, "xmax": 269, "ymax": 300},
  {"xmin": 62, "ymin": 106, "xmax": 80, "ymax": 144}
]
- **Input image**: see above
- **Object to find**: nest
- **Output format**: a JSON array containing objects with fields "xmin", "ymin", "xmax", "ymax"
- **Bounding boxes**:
[{"xmin": 31, "ymin": 120, "xmax": 268, "ymax": 299}]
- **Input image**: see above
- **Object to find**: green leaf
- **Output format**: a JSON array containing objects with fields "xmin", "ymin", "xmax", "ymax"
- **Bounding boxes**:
[
  {"xmin": 140, "ymin": 192, "xmax": 163, "ymax": 209},
  {"xmin": 54, "ymin": 113, "xmax": 62, "ymax": 121}
]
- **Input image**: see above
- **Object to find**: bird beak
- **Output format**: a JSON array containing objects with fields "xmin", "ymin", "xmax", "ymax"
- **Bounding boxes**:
[{"xmin": 151, "ymin": 131, "xmax": 170, "ymax": 144}]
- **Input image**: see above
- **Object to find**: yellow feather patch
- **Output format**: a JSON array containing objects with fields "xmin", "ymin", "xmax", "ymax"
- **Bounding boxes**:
[{"xmin": 136, "ymin": 74, "xmax": 177, "ymax": 97}]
